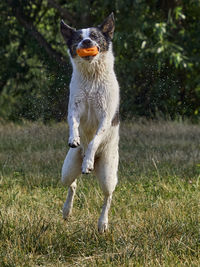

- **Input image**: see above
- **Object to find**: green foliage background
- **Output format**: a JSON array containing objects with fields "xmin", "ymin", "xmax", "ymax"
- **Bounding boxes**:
[{"xmin": 0, "ymin": 0, "xmax": 200, "ymax": 121}]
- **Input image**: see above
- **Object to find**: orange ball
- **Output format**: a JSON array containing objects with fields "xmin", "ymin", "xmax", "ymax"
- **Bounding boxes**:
[{"xmin": 76, "ymin": 46, "xmax": 99, "ymax": 57}]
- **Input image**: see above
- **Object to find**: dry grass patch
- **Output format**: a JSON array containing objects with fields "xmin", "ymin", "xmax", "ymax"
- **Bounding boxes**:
[{"xmin": 0, "ymin": 120, "xmax": 199, "ymax": 266}]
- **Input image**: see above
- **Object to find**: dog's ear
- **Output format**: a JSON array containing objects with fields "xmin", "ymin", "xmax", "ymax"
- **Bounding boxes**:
[
  {"xmin": 60, "ymin": 20, "xmax": 76, "ymax": 41},
  {"xmin": 99, "ymin": 13, "xmax": 115, "ymax": 39}
]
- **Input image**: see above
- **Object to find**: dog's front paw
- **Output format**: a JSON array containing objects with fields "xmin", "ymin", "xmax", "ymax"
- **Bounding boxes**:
[
  {"xmin": 68, "ymin": 136, "xmax": 80, "ymax": 148},
  {"xmin": 82, "ymin": 159, "xmax": 94, "ymax": 174}
]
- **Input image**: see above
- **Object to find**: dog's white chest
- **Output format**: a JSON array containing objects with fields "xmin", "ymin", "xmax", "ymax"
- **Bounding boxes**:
[{"xmin": 81, "ymin": 84, "xmax": 104, "ymax": 123}]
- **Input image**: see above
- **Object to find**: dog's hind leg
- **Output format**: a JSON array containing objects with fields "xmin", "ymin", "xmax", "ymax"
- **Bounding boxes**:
[
  {"xmin": 61, "ymin": 147, "xmax": 82, "ymax": 219},
  {"xmin": 95, "ymin": 146, "xmax": 119, "ymax": 233},
  {"xmin": 62, "ymin": 180, "xmax": 77, "ymax": 219}
]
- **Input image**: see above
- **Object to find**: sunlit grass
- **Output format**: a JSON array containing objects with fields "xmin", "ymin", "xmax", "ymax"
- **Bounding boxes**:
[{"xmin": 0, "ymin": 120, "xmax": 199, "ymax": 266}]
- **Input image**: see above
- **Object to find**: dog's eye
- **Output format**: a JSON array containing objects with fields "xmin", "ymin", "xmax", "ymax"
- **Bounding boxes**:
[
  {"xmin": 76, "ymin": 36, "xmax": 83, "ymax": 42},
  {"xmin": 73, "ymin": 34, "xmax": 83, "ymax": 43},
  {"xmin": 90, "ymin": 32, "xmax": 98, "ymax": 39}
]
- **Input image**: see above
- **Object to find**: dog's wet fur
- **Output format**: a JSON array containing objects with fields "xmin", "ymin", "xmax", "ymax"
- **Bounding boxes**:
[{"xmin": 60, "ymin": 13, "xmax": 119, "ymax": 233}]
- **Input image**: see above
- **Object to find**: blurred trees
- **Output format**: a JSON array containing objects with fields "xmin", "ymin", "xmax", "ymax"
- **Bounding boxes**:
[{"xmin": 0, "ymin": 0, "xmax": 200, "ymax": 121}]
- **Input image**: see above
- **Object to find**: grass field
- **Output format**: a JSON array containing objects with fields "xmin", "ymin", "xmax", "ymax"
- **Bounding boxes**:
[{"xmin": 0, "ymin": 120, "xmax": 199, "ymax": 266}]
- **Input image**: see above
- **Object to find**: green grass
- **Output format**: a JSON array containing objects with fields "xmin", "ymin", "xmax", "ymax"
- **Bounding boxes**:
[{"xmin": 0, "ymin": 120, "xmax": 199, "ymax": 266}]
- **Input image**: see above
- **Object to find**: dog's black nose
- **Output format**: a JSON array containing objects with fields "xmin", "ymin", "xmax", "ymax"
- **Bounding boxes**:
[{"xmin": 82, "ymin": 38, "xmax": 92, "ymax": 46}]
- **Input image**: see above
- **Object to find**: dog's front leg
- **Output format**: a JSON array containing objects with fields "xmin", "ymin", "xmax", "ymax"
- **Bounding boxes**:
[
  {"xmin": 82, "ymin": 117, "xmax": 110, "ymax": 174},
  {"xmin": 68, "ymin": 100, "xmax": 83, "ymax": 148}
]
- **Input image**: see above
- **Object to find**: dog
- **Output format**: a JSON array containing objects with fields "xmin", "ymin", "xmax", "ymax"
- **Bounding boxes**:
[{"xmin": 60, "ymin": 13, "xmax": 119, "ymax": 233}]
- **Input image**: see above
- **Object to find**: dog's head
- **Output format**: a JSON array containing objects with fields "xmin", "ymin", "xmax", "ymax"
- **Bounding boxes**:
[{"xmin": 60, "ymin": 13, "xmax": 115, "ymax": 62}]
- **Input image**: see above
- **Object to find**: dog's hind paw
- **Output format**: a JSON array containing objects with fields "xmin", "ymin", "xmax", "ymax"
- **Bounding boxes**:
[
  {"xmin": 98, "ymin": 220, "xmax": 108, "ymax": 234},
  {"xmin": 63, "ymin": 203, "xmax": 72, "ymax": 220},
  {"xmin": 68, "ymin": 136, "xmax": 80, "ymax": 148}
]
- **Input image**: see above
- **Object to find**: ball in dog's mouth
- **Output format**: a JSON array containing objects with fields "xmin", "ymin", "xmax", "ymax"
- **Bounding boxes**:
[{"xmin": 76, "ymin": 46, "xmax": 99, "ymax": 58}]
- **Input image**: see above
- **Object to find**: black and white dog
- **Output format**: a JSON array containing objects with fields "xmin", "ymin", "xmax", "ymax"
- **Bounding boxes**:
[{"xmin": 60, "ymin": 13, "xmax": 119, "ymax": 233}]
